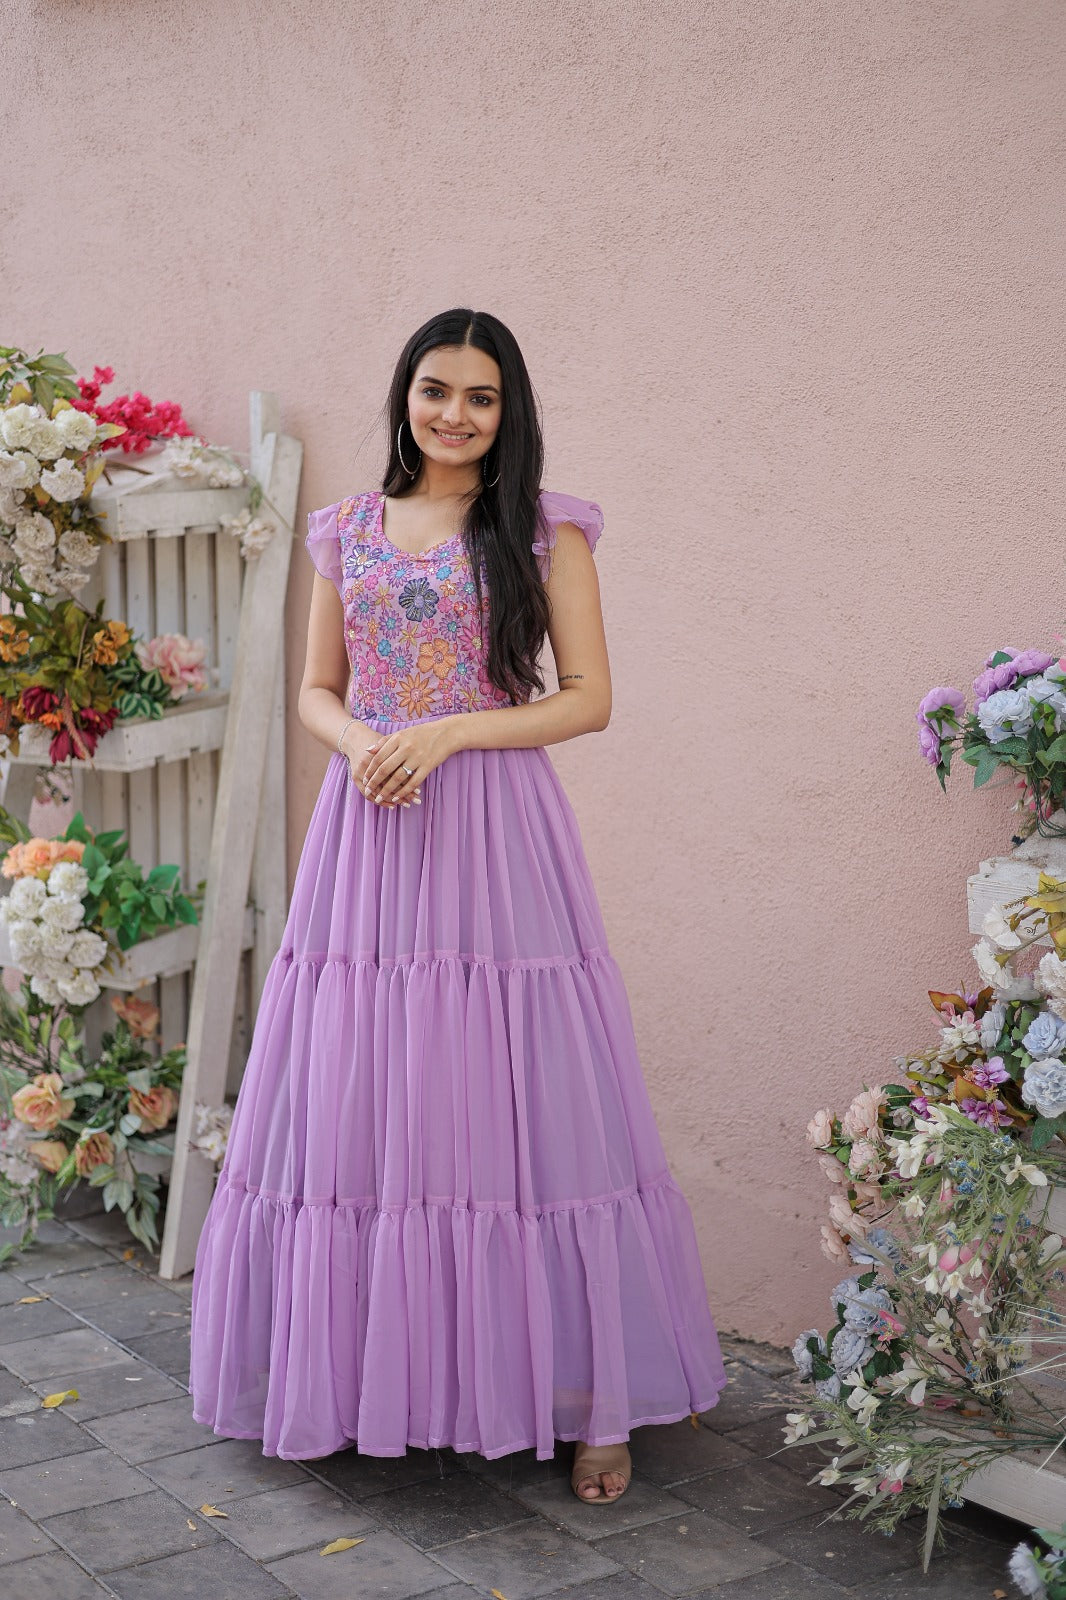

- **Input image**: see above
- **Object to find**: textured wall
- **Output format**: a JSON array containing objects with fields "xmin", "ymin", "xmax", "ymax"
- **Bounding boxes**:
[{"xmin": 5, "ymin": 0, "xmax": 1064, "ymax": 1342}]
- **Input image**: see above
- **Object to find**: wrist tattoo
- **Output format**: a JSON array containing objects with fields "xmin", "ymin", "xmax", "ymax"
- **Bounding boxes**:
[{"xmin": 558, "ymin": 673, "xmax": 584, "ymax": 682}]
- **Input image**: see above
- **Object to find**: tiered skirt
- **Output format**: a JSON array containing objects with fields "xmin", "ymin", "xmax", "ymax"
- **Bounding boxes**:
[{"xmin": 189, "ymin": 717, "xmax": 727, "ymax": 1460}]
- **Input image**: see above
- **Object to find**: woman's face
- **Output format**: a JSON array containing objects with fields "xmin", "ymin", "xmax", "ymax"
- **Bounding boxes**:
[{"xmin": 406, "ymin": 345, "xmax": 503, "ymax": 472}]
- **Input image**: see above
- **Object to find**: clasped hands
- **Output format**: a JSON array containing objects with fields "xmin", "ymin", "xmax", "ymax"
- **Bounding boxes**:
[{"xmin": 340, "ymin": 718, "xmax": 460, "ymax": 809}]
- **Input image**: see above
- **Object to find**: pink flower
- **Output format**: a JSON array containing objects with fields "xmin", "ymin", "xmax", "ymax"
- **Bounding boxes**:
[
  {"xmin": 842, "ymin": 1088, "xmax": 887, "ymax": 1141},
  {"xmin": 848, "ymin": 1139, "xmax": 886, "ymax": 1180},
  {"xmin": 135, "ymin": 633, "xmax": 208, "ymax": 700},
  {"xmin": 818, "ymin": 1153, "xmax": 848, "ymax": 1186},
  {"xmin": 806, "ymin": 1109, "xmax": 835, "ymax": 1148},
  {"xmin": 879, "ymin": 1478, "xmax": 905, "ymax": 1494},
  {"xmin": 820, "ymin": 1223, "xmax": 849, "ymax": 1263}
]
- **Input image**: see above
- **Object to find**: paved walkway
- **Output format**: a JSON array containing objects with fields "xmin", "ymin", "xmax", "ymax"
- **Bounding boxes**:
[{"xmin": 0, "ymin": 1189, "xmax": 1023, "ymax": 1599}]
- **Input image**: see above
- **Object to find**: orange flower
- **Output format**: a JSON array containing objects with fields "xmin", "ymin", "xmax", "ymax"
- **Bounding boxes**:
[
  {"xmin": 128, "ymin": 1084, "xmax": 178, "ymax": 1132},
  {"xmin": 0, "ymin": 618, "xmax": 30, "ymax": 662},
  {"xmin": 12, "ymin": 1072, "xmax": 76, "ymax": 1131},
  {"xmin": 74, "ymin": 1130, "xmax": 114, "ymax": 1177},
  {"xmin": 417, "ymin": 638, "xmax": 457, "ymax": 682},
  {"xmin": 110, "ymin": 994, "xmax": 160, "ymax": 1039},
  {"xmin": 1, "ymin": 837, "xmax": 85, "ymax": 879},
  {"xmin": 29, "ymin": 1139, "xmax": 70, "ymax": 1173},
  {"xmin": 90, "ymin": 620, "xmax": 130, "ymax": 667},
  {"xmin": 397, "ymin": 673, "xmax": 435, "ymax": 717}
]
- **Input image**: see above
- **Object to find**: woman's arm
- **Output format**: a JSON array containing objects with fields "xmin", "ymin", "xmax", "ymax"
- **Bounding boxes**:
[
  {"xmin": 297, "ymin": 572, "xmax": 419, "ymax": 804},
  {"xmin": 361, "ymin": 521, "xmax": 611, "ymax": 805}
]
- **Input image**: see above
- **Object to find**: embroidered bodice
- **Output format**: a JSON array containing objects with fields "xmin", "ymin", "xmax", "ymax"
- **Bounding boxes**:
[{"xmin": 305, "ymin": 488, "xmax": 603, "ymax": 723}]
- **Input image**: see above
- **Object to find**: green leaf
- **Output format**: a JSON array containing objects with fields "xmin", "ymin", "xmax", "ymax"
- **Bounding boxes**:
[
  {"xmin": 973, "ymin": 746, "xmax": 1001, "ymax": 789},
  {"xmin": 923, "ymin": 1460, "xmax": 942, "ymax": 1572},
  {"xmin": 1031, "ymin": 1116, "xmax": 1066, "ymax": 1151}
]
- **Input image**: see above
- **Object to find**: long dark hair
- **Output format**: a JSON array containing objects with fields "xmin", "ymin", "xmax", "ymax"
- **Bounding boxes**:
[{"xmin": 379, "ymin": 308, "xmax": 551, "ymax": 704}]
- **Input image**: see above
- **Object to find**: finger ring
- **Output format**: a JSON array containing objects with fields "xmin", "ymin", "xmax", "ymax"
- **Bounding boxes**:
[{"xmin": 402, "ymin": 764, "xmax": 414, "ymax": 776}]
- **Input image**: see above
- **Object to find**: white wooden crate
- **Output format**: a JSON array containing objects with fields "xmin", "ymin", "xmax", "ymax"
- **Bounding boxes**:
[{"xmin": 8, "ymin": 694, "xmax": 229, "ymax": 772}]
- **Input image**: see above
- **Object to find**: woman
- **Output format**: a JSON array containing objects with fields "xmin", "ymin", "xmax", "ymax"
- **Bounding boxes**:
[{"xmin": 189, "ymin": 307, "xmax": 727, "ymax": 1504}]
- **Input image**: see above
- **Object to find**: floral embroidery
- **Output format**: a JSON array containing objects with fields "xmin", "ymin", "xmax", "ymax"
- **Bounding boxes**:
[
  {"xmin": 398, "ymin": 577, "xmax": 440, "ymax": 621},
  {"xmin": 330, "ymin": 489, "xmax": 598, "ymax": 723}
]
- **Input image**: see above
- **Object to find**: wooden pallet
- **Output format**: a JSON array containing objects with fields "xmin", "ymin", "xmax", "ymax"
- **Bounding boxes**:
[{"xmin": 0, "ymin": 392, "xmax": 302, "ymax": 1277}]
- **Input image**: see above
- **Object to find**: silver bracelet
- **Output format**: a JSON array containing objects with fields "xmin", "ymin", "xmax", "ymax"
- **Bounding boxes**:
[{"xmin": 337, "ymin": 716, "xmax": 356, "ymax": 754}]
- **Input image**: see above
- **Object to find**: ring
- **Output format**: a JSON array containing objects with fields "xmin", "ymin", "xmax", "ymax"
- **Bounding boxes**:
[{"xmin": 401, "ymin": 764, "xmax": 414, "ymax": 776}]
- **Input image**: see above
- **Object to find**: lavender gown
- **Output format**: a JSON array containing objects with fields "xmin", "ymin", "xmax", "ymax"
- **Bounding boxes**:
[{"xmin": 189, "ymin": 488, "xmax": 727, "ymax": 1460}]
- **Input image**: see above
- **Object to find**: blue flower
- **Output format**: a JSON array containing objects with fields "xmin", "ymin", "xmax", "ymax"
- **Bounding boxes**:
[
  {"xmin": 1023, "ymin": 1011, "xmax": 1066, "ymax": 1059},
  {"xmin": 376, "ymin": 640, "xmax": 392, "ymax": 658},
  {"xmin": 398, "ymin": 578, "xmax": 440, "ymax": 621}
]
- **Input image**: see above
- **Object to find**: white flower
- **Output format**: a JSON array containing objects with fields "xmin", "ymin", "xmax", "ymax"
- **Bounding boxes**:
[
  {"xmin": 972, "ymin": 939, "xmax": 1040, "ymax": 1000},
  {"xmin": 982, "ymin": 906, "xmax": 1022, "ymax": 949},
  {"xmin": 6, "ymin": 918, "xmax": 43, "ymax": 963},
  {"xmin": 67, "ymin": 930, "xmax": 107, "ymax": 967},
  {"xmin": 938, "ymin": 1018, "xmax": 982, "ymax": 1059},
  {"xmin": 815, "ymin": 1460, "xmax": 842, "ymax": 1485},
  {"xmin": 6, "ymin": 876, "xmax": 47, "ymax": 916},
  {"xmin": 783, "ymin": 1411, "xmax": 813, "ymax": 1444},
  {"xmin": 1021, "ymin": 1061, "xmax": 1066, "ymax": 1121},
  {"xmin": 979, "ymin": 1001, "xmax": 1008, "ymax": 1052},
  {"xmin": 52, "ymin": 408, "xmax": 100, "ymax": 452},
  {"xmin": 56, "ymin": 565, "xmax": 92, "ymax": 593},
  {"xmin": 0, "ymin": 448, "xmax": 42, "ymax": 489},
  {"xmin": 831, "ymin": 1327, "xmax": 873, "ymax": 1377},
  {"xmin": 1, "ymin": 404, "xmax": 53, "ymax": 455},
  {"xmin": 57, "ymin": 529, "xmax": 98, "ymax": 567},
  {"xmin": 901, "ymin": 1191, "xmax": 927, "ymax": 1218},
  {"xmin": 1037, "ymin": 952, "xmax": 1066, "ymax": 1003},
  {"xmin": 888, "ymin": 1134, "xmax": 929, "ymax": 1180},
  {"xmin": 20, "ymin": 563, "xmax": 59, "ymax": 596},
  {"xmin": 39, "ymin": 896, "xmax": 84, "ymax": 932},
  {"xmin": 28, "ymin": 972, "xmax": 63, "ymax": 1006},
  {"xmin": 1001, "ymin": 1150, "xmax": 1050, "ymax": 1187},
  {"xmin": 0, "ymin": 484, "xmax": 26, "ymax": 522},
  {"xmin": 12, "ymin": 511, "xmax": 56, "ymax": 554},
  {"xmin": 1008, "ymin": 1543, "xmax": 1049, "ymax": 1598},
  {"xmin": 38, "ymin": 459, "xmax": 85, "ymax": 502},
  {"xmin": 851, "ymin": 1475, "xmax": 880, "ymax": 1496},
  {"xmin": 55, "ymin": 969, "xmax": 100, "ymax": 1007},
  {"xmin": 791, "ymin": 1329, "xmax": 824, "ymax": 1379},
  {"xmin": 47, "ymin": 861, "xmax": 89, "ymax": 901},
  {"xmin": 813, "ymin": 1372, "xmax": 842, "ymax": 1401},
  {"xmin": 37, "ymin": 926, "xmax": 76, "ymax": 959}
]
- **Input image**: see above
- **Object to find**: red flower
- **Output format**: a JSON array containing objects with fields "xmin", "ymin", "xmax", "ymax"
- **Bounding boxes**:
[
  {"xmin": 18, "ymin": 685, "xmax": 59, "ymax": 722},
  {"xmin": 71, "ymin": 365, "xmax": 194, "ymax": 454}
]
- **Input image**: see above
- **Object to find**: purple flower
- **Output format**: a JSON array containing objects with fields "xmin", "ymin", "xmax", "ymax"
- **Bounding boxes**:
[
  {"xmin": 1011, "ymin": 649, "xmax": 1056, "ymax": 678},
  {"xmin": 916, "ymin": 687, "xmax": 965, "ymax": 765},
  {"xmin": 974, "ymin": 649, "xmax": 1057, "ymax": 705},
  {"xmin": 918, "ymin": 722, "xmax": 941, "ymax": 766},
  {"xmin": 910, "ymin": 1095, "xmax": 931, "ymax": 1117},
  {"xmin": 959, "ymin": 1097, "xmax": 1011, "ymax": 1129},
  {"xmin": 972, "ymin": 1055, "xmax": 1010, "ymax": 1089}
]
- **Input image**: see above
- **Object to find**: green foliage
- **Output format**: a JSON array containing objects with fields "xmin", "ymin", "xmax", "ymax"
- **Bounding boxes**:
[{"xmin": 0, "ymin": 344, "xmax": 82, "ymax": 413}]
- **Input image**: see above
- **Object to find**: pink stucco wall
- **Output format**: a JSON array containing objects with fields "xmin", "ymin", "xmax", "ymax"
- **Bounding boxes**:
[{"xmin": 6, "ymin": 1, "xmax": 1064, "ymax": 1342}]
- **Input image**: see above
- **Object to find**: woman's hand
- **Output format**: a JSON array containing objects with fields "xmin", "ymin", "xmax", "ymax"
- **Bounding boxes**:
[
  {"xmin": 340, "ymin": 726, "xmax": 421, "ymax": 808},
  {"xmin": 360, "ymin": 718, "xmax": 462, "ymax": 807}
]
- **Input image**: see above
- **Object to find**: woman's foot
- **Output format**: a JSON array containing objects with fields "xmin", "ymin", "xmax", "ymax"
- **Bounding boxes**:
[{"xmin": 571, "ymin": 1440, "xmax": 631, "ymax": 1503}]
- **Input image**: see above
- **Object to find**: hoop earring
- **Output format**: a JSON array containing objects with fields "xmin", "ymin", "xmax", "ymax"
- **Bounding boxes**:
[
  {"xmin": 482, "ymin": 450, "xmax": 500, "ymax": 488},
  {"xmin": 397, "ymin": 418, "xmax": 420, "ymax": 477}
]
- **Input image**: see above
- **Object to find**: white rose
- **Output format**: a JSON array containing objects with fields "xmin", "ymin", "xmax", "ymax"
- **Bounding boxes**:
[
  {"xmin": 39, "ymin": 897, "xmax": 84, "ymax": 932},
  {"xmin": 47, "ymin": 861, "xmax": 89, "ymax": 901},
  {"xmin": 20, "ymin": 564, "xmax": 59, "ymax": 596},
  {"xmin": 972, "ymin": 939, "xmax": 1040, "ymax": 1000},
  {"xmin": 1037, "ymin": 952, "xmax": 1066, "ymax": 1003},
  {"xmin": 29, "ymin": 973, "xmax": 64, "ymax": 1006},
  {"xmin": 56, "ymin": 969, "xmax": 100, "ymax": 1007},
  {"xmin": 982, "ymin": 907, "xmax": 1022, "ymax": 950},
  {"xmin": 67, "ymin": 930, "xmax": 108, "ymax": 967},
  {"xmin": 6, "ymin": 876, "xmax": 47, "ymax": 916},
  {"xmin": 39, "ymin": 459, "xmax": 86, "ymax": 503},
  {"xmin": 57, "ymin": 529, "xmax": 98, "ymax": 567},
  {"xmin": 0, "ymin": 485, "xmax": 26, "ymax": 522},
  {"xmin": 0, "ymin": 449, "xmax": 42, "ymax": 489},
  {"xmin": 37, "ymin": 926, "xmax": 76, "ymax": 959},
  {"xmin": 52, "ymin": 408, "xmax": 100, "ymax": 452}
]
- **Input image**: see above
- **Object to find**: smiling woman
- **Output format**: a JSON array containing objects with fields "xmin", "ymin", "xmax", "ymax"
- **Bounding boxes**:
[{"xmin": 188, "ymin": 306, "xmax": 728, "ymax": 1507}]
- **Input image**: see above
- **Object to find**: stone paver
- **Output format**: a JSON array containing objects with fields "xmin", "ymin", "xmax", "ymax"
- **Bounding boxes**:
[{"xmin": 0, "ymin": 1209, "xmax": 1030, "ymax": 1599}]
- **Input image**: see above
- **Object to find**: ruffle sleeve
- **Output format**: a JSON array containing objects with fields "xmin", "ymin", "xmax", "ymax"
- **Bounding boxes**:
[
  {"xmin": 305, "ymin": 500, "xmax": 344, "ymax": 594},
  {"xmin": 533, "ymin": 490, "xmax": 604, "ymax": 581}
]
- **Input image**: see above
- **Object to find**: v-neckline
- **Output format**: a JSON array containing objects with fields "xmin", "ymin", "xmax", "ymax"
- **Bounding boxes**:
[{"xmin": 375, "ymin": 491, "xmax": 460, "ymax": 561}]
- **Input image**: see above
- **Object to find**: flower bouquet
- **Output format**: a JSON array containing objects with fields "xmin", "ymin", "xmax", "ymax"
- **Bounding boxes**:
[
  {"xmin": 785, "ymin": 883, "xmax": 1066, "ymax": 1565},
  {"xmin": 0, "ymin": 988, "xmax": 183, "ymax": 1255},
  {"xmin": 917, "ymin": 641, "xmax": 1066, "ymax": 839},
  {"xmin": 1010, "ymin": 1526, "xmax": 1066, "ymax": 1598}
]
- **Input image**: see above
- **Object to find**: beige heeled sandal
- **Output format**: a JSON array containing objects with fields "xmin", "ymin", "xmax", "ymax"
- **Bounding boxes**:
[{"xmin": 570, "ymin": 1441, "xmax": 632, "ymax": 1503}]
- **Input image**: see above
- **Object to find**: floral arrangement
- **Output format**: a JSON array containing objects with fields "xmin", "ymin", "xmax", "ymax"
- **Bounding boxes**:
[
  {"xmin": 1011, "ymin": 1526, "xmax": 1066, "ymax": 1598},
  {"xmin": 69, "ymin": 363, "xmax": 193, "ymax": 456},
  {"xmin": 0, "ymin": 807, "xmax": 198, "ymax": 1008},
  {"xmin": 918, "ymin": 640, "xmax": 1066, "ymax": 838},
  {"xmin": 0, "ymin": 588, "xmax": 208, "ymax": 762},
  {"xmin": 0, "ymin": 987, "xmax": 182, "ymax": 1254},
  {"xmin": 786, "ymin": 880, "xmax": 1066, "ymax": 1565}
]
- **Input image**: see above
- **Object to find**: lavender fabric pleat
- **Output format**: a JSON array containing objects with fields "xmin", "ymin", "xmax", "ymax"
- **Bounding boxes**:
[{"xmin": 189, "ymin": 713, "xmax": 727, "ymax": 1460}]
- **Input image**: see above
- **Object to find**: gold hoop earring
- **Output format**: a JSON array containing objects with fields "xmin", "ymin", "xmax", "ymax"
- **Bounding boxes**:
[{"xmin": 397, "ymin": 418, "xmax": 420, "ymax": 477}]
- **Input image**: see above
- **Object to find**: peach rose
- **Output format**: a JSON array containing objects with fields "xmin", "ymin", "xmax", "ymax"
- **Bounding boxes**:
[
  {"xmin": 805, "ymin": 1109, "xmax": 835, "ymax": 1149},
  {"xmin": 820, "ymin": 1223, "xmax": 849, "ymax": 1263},
  {"xmin": 74, "ymin": 1130, "xmax": 114, "ymax": 1177},
  {"xmin": 848, "ymin": 1139, "xmax": 886, "ymax": 1180},
  {"xmin": 1, "ymin": 837, "xmax": 84, "ymax": 879},
  {"xmin": 12, "ymin": 1072, "xmax": 76, "ymax": 1131},
  {"xmin": 842, "ymin": 1087, "xmax": 887, "ymax": 1141},
  {"xmin": 818, "ymin": 1152, "xmax": 848, "ymax": 1186},
  {"xmin": 110, "ymin": 993, "xmax": 160, "ymax": 1039},
  {"xmin": 128, "ymin": 1084, "xmax": 179, "ymax": 1132},
  {"xmin": 29, "ymin": 1139, "xmax": 69, "ymax": 1173},
  {"xmin": 828, "ymin": 1192, "xmax": 868, "ymax": 1236}
]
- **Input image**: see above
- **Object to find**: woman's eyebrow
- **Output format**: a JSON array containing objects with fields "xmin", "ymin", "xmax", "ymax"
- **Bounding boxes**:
[{"xmin": 418, "ymin": 375, "xmax": 500, "ymax": 395}]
